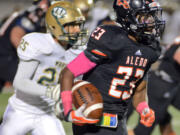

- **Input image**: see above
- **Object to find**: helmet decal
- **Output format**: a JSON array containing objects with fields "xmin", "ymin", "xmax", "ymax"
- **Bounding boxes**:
[
  {"xmin": 149, "ymin": 2, "xmax": 160, "ymax": 8},
  {"xmin": 52, "ymin": 7, "xmax": 66, "ymax": 19},
  {"xmin": 116, "ymin": 0, "xmax": 130, "ymax": 9}
]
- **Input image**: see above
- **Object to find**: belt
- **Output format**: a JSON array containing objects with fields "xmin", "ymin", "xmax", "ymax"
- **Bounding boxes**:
[{"xmin": 155, "ymin": 70, "xmax": 174, "ymax": 83}]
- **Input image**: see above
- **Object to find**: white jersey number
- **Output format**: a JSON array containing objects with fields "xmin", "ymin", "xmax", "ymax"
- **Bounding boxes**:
[{"xmin": 108, "ymin": 66, "xmax": 144, "ymax": 100}]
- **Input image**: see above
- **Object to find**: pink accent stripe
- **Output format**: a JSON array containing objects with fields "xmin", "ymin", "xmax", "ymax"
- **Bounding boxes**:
[
  {"xmin": 61, "ymin": 91, "xmax": 72, "ymax": 115},
  {"xmin": 136, "ymin": 101, "xmax": 149, "ymax": 114},
  {"xmin": 67, "ymin": 52, "xmax": 97, "ymax": 77}
]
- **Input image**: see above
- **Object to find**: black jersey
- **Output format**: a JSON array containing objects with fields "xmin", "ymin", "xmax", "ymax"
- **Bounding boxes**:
[
  {"xmin": 83, "ymin": 25, "xmax": 160, "ymax": 117},
  {"xmin": 158, "ymin": 44, "xmax": 180, "ymax": 82},
  {"xmin": 0, "ymin": 16, "xmax": 19, "ymax": 57},
  {"xmin": 0, "ymin": 11, "xmax": 43, "ymax": 56}
]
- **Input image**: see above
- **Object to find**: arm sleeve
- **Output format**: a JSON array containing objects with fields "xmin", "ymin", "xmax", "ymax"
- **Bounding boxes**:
[
  {"xmin": 67, "ymin": 52, "xmax": 97, "ymax": 77},
  {"xmin": 13, "ymin": 60, "xmax": 47, "ymax": 96}
]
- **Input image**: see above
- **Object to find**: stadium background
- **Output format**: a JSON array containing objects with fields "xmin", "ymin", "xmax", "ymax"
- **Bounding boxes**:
[{"xmin": 0, "ymin": 0, "xmax": 180, "ymax": 135}]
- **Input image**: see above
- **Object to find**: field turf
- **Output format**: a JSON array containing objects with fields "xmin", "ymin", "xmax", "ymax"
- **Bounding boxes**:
[{"xmin": 0, "ymin": 92, "xmax": 179, "ymax": 135}]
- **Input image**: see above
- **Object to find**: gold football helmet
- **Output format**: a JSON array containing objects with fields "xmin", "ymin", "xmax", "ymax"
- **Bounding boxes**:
[
  {"xmin": 45, "ymin": 1, "xmax": 86, "ymax": 45},
  {"xmin": 74, "ymin": 0, "xmax": 94, "ymax": 12}
]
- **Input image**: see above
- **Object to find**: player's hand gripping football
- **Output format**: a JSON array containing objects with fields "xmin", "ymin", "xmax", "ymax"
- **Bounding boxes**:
[
  {"xmin": 140, "ymin": 108, "xmax": 155, "ymax": 127},
  {"xmin": 66, "ymin": 104, "xmax": 99, "ymax": 124},
  {"xmin": 46, "ymin": 84, "xmax": 60, "ymax": 101}
]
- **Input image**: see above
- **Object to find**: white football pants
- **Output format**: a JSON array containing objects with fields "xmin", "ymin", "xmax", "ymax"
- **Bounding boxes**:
[{"xmin": 0, "ymin": 104, "xmax": 66, "ymax": 135}]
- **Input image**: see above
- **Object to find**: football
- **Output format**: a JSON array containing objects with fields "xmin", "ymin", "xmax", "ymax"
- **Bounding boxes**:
[{"xmin": 72, "ymin": 80, "xmax": 103, "ymax": 119}]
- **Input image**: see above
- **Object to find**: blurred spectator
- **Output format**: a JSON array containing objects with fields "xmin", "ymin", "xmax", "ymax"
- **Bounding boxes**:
[
  {"xmin": 160, "ymin": 0, "xmax": 180, "ymax": 45},
  {"xmin": 74, "ymin": 0, "xmax": 111, "ymax": 34},
  {"xmin": 87, "ymin": 0, "xmax": 111, "ymax": 32},
  {"xmin": 96, "ymin": 12, "xmax": 116, "ymax": 26},
  {"xmin": 73, "ymin": 0, "xmax": 94, "ymax": 33},
  {"xmin": 0, "ymin": 0, "xmax": 49, "ymax": 93},
  {"xmin": 73, "ymin": 0, "xmax": 94, "ymax": 20}
]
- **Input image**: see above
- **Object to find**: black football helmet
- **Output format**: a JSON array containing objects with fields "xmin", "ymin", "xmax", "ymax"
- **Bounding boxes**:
[{"xmin": 113, "ymin": 0, "xmax": 165, "ymax": 44}]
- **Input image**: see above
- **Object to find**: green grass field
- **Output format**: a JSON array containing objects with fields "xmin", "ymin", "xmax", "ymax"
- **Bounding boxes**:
[{"xmin": 0, "ymin": 92, "xmax": 180, "ymax": 135}]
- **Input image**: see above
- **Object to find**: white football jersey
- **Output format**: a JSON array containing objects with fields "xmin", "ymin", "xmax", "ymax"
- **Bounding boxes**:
[{"xmin": 9, "ymin": 33, "xmax": 84, "ymax": 114}]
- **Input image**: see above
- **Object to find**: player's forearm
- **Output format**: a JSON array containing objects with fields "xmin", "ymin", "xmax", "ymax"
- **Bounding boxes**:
[
  {"xmin": 132, "ymin": 80, "xmax": 148, "ymax": 108},
  {"xmin": 133, "ymin": 81, "xmax": 155, "ymax": 127},
  {"xmin": 10, "ymin": 26, "xmax": 26, "ymax": 48},
  {"xmin": 60, "ymin": 52, "xmax": 97, "ymax": 115},
  {"xmin": 13, "ymin": 60, "xmax": 46, "ymax": 96},
  {"xmin": 13, "ymin": 78, "xmax": 46, "ymax": 96},
  {"xmin": 60, "ymin": 67, "xmax": 75, "ymax": 92},
  {"xmin": 133, "ymin": 88, "xmax": 147, "ymax": 109},
  {"xmin": 60, "ymin": 67, "xmax": 74, "ymax": 115},
  {"xmin": 173, "ymin": 47, "xmax": 180, "ymax": 64}
]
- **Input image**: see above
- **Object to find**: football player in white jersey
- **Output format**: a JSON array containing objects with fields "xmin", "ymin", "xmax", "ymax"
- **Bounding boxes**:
[{"xmin": 0, "ymin": 1, "xmax": 87, "ymax": 135}]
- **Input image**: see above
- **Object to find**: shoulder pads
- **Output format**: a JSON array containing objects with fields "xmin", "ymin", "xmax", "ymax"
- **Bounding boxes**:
[{"xmin": 17, "ymin": 33, "xmax": 53, "ymax": 61}]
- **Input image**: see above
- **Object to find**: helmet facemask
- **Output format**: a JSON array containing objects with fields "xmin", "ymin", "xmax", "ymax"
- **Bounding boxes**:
[
  {"xmin": 59, "ymin": 22, "xmax": 88, "ymax": 48},
  {"xmin": 130, "ymin": 6, "xmax": 165, "ymax": 44}
]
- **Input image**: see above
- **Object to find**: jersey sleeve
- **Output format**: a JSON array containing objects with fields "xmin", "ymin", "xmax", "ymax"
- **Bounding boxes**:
[
  {"xmin": 84, "ymin": 25, "xmax": 125, "ymax": 64},
  {"xmin": 17, "ymin": 33, "xmax": 52, "ymax": 61}
]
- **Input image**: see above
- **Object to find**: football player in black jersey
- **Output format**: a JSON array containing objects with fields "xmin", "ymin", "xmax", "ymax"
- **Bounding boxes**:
[
  {"xmin": 59, "ymin": 0, "xmax": 165, "ymax": 135},
  {"xmin": 0, "ymin": 0, "xmax": 49, "ymax": 93},
  {"xmin": 128, "ymin": 36, "xmax": 180, "ymax": 135}
]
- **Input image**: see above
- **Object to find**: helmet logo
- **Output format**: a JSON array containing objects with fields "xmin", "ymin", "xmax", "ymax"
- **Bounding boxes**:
[
  {"xmin": 116, "ymin": 0, "xmax": 130, "ymax": 9},
  {"xmin": 52, "ymin": 6, "xmax": 66, "ymax": 18},
  {"xmin": 149, "ymin": 2, "xmax": 160, "ymax": 8}
]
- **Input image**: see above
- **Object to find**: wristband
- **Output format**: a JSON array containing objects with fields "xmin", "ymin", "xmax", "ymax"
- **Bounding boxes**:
[
  {"xmin": 136, "ymin": 101, "xmax": 149, "ymax": 114},
  {"xmin": 61, "ymin": 91, "xmax": 72, "ymax": 115}
]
